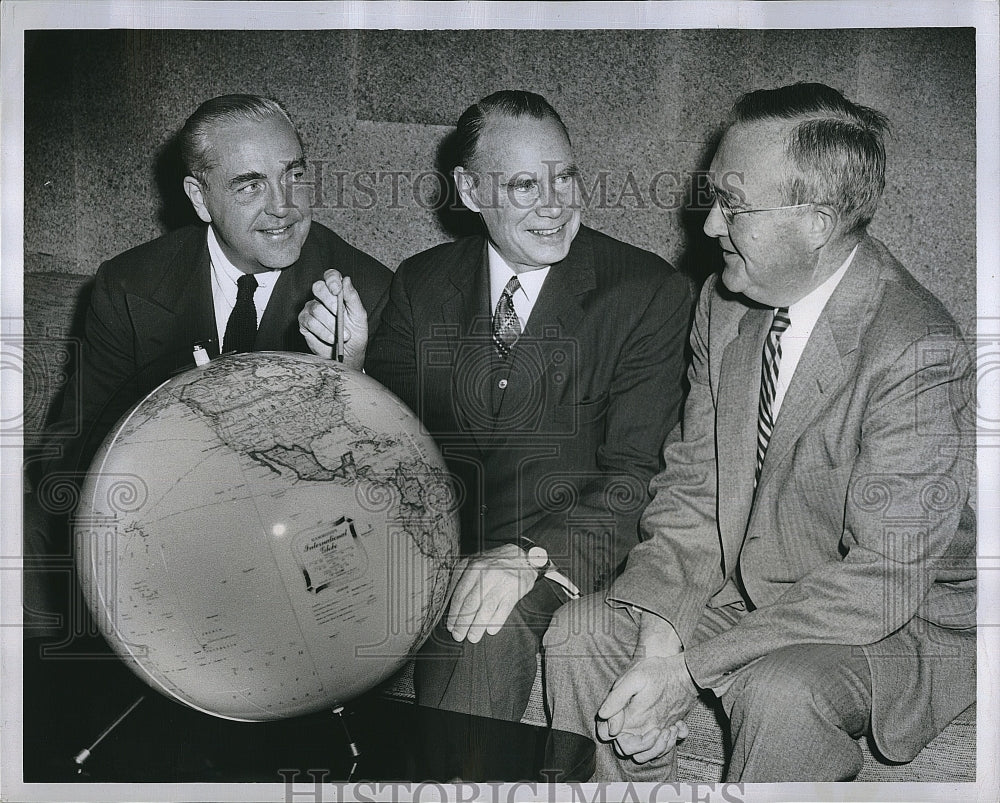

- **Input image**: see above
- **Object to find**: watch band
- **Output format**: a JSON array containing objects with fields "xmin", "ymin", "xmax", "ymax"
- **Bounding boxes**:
[
  {"xmin": 525, "ymin": 544, "xmax": 580, "ymax": 600},
  {"xmin": 543, "ymin": 567, "xmax": 581, "ymax": 600}
]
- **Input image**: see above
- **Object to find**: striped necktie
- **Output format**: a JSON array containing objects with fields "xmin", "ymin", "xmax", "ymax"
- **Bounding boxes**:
[
  {"xmin": 755, "ymin": 307, "xmax": 791, "ymax": 484},
  {"xmin": 492, "ymin": 275, "xmax": 522, "ymax": 358}
]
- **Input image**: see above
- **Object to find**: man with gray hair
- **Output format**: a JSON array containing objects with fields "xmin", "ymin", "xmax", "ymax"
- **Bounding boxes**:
[{"xmin": 542, "ymin": 82, "xmax": 976, "ymax": 782}]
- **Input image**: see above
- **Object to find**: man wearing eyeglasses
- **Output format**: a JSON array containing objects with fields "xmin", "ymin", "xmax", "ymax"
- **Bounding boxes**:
[
  {"xmin": 542, "ymin": 82, "xmax": 976, "ymax": 782},
  {"xmin": 301, "ymin": 89, "xmax": 693, "ymax": 779}
]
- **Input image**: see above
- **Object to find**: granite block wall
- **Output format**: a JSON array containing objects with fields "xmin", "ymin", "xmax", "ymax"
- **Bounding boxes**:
[{"xmin": 23, "ymin": 27, "xmax": 977, "ymax": 331}]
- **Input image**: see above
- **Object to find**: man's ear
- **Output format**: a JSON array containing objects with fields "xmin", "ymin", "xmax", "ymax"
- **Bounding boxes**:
[
  {"xmin": 808, "ymin": 203, "xmax": 839, "ymax": 250},
  {"xmin": 453, "ymin": 166, "xmax": 482, "ymax": 214},
  {"xmin": 183, "ymin": 176, "xmax": 213, "ymax": 224}
]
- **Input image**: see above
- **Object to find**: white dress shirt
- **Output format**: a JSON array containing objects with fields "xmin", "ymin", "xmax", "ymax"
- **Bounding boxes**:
[
  {"xmin": 207, "ymin": 226, "xmax": 281, "ymax": 348},
  {"xmin": 772, "ymin": 245, "xmax": 858, "ymax": 417},
  {"xmin": 487, "ymin": 243, "xmax": 550, "ymax": 330}
]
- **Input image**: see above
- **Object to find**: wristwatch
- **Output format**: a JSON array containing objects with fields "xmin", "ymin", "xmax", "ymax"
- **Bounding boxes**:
[{"xmin": 525, "ymin": 545, "xmax": 581, "ymax": 599}]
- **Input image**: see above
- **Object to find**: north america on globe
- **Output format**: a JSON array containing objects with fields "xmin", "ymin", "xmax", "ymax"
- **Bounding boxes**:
[{"xmin": 76, "ymin": 352, "xmax": 460, "ymax": 721}]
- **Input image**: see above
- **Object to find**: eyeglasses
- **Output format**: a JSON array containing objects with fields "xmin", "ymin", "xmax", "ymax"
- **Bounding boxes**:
[{"xmin": 707, "ymin": 187, "xmax": 815, "ymax": 226}]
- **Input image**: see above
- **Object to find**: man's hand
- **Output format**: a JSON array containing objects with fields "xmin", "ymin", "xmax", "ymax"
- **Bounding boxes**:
[
  {"xmin": 596, "ymin": 653, "xmax": 697, "ymax": 762},
  {"xmin": 445, "ymin": 543, "xmax": 538, "ymax": 643},
  {"xmin": 298, "ymin": 269, "xmax": 369, "ymax": 370},
  {"xmin": 595, "ymin": 613, "xmax": 697, "ymax": 763},
  {"xmin": 611, "ymin": 719, "xmax": 690, "ymax": 764}
]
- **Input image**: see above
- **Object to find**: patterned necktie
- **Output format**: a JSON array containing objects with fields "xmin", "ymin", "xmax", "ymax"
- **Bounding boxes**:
[
  {"xmin": 492, "ymin": 275, "xmax": 522, "ymax": 358},
  {"xmin": 222, "ymin": 273, "xmax": 259, "ymax": 354},
  {"xmin": 755, "ymin": 307, "xmax": 791, "ymax": 484}
]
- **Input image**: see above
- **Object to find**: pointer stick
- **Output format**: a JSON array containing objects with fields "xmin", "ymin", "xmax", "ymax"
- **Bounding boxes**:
[{"xmin": 335, "ymin": 291, "xmax": 345, "ymax": 363}]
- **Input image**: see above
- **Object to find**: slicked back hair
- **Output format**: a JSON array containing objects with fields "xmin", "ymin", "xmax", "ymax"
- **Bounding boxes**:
[
  {"xmin": 728, "ymin": 82, "xmax": 890, "ymax": 235},
  {"xmin": 179, "ymin": 94, "xmax": 301, "ymax": 183},
  {"xmin": 454, "ymin": 90, "xmax": 571, "ymax": 175}
]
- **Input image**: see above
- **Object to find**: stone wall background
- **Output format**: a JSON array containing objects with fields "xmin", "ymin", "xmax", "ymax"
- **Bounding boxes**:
[{"xmin": 23, "ymin": 28, "xmax": 976, "ymax": 330}]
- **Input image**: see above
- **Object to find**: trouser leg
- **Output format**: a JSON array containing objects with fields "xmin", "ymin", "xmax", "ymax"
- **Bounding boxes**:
[
  {"xmin": 721, "ymin": 643, "xmax": 873, "ymax": 782},
  {"xmin": 413, "ymin": 579, "xmax": 565, "ymax": 780},
  {"xmin": 542, "ymin": 593, "xmax": 679, "ymax": 782},
  {"xmin": 543, "ymin": 598, "xmax": 749, "ymax": 783}
]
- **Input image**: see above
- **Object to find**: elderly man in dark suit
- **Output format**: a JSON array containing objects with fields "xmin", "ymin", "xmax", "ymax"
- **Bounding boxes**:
[
  {"xmin": 542, "ymin": 82, "xmax": 976, "ymax": 782},
  {"xmin": 300, "ymin": 90, "xmax": 693, "ymax": 779},
  {"xmin": 24, "ymin": 93, "xmax": 391, "ymax": 779}
]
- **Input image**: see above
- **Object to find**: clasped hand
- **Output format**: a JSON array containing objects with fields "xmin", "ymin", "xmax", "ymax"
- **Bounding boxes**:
[
  {"xmin": 445, "ymin": 543, "xmax": 537, "ymax": 643},
  {"xmin": 596, "ymin": 650, "xmax": 697, "ymax": 764},
  {"xmin": 298, "ymin": 269, "xmax": 368, "ymax": 370}
]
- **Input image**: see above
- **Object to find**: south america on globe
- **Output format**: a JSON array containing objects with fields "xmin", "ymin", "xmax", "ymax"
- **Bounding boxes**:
[{"xmin": 74, "ymin": 352, "xmax": 459, "ymax": 721}]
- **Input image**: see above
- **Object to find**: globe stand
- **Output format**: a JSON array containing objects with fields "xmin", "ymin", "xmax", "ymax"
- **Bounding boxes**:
[
  {"xmin": 70, "ymin": 694, "xmax": 367, "ymax": 781},
  {"xmin": 72, "ymin": 353, "xmax": 460, "ymax": 780},
  {"xmin": 332, "ymin": 705, "xmax": 360, "ymax": 781},
  {"xmin": 72, "ymin": 693, "xmax": 146, "ymax": 773}
]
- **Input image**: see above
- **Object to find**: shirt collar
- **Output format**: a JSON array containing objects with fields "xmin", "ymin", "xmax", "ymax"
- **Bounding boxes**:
[
  {"xmin": 785, "ymin": 244, "xmax": 858, "ymax": 327},
  {"xmin": 206, "ymin": 226, "xmax": 280, "ymax": 289},
  {"xmin": 487, "ymin": 242, "xmax": 550, "ymax": 309}
]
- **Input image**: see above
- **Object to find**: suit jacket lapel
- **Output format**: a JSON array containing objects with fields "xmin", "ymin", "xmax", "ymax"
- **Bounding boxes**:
[
  {"xmin": 493, "ymin": 231, "xmax": 595, "ymax": 423},
  {"xmin": 442, "ymin": 240, "xmax": 494, "ymax": 451},
  {"xmin": 753, "ymin": 238, "xmax": 881, "ymax": 494},
  {"xmin": 256, "ymin": 233, "xmax": 325, "ymax": 351},
  {"xmin": 521, "ymin": 232, "xmax": 593, "ymax": 341},
  {"xmin": 444, "ymin": 240, "xmax": 492, "ymax": 344},
  {"xmin": 129, "ymin": 229, "xmax": 219, "ymax": 365},
  {"xmin": 256, "ymin": 269, "xmax": 299, "ymax": 351},
  {"xmin": 716, "ymin": 304, "xmax": 771, "ymax": 567},
  {"xmin": 753, "ymin": 320, "xmax": 843, "ymax": 491}
]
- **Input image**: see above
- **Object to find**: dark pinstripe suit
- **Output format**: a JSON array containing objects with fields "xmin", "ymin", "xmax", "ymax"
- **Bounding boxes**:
[{"xmin": 366, "ymin": 225, "xmax": 693, "ymax": 778}]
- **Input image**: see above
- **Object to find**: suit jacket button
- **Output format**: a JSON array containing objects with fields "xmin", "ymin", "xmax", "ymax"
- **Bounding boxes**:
[
  {"xmin": 498, "ymin": 378, "xmax": 508, "ymax": 389},
  {"xmin": 480, "ymin": 505, "xmax": 488, "ymax": 516}
]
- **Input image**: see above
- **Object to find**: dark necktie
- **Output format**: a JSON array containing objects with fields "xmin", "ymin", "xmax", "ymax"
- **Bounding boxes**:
[
  {"xmin": 755, "ymin": 307, "xmax": 791, "ymax": 484},
  {"xmin": 492, "ymin": 276, "xmax": 522, "ymax": 359},
  {"xmin": 222, "ymin": 273, "xmax": 259, "ymax": 354}
]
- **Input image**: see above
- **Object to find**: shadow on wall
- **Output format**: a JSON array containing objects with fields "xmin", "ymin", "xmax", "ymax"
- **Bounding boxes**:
[
  {"xmin": 431, "ymin": 127, "xmax": 483, "ymax": 241},
  {"xmin": 154, "ymin": 132, "xmax": 201, "ymax": 232},
  {"xmin": 672, "ymin": 136, "xmax": 725, "ymax": 287}
]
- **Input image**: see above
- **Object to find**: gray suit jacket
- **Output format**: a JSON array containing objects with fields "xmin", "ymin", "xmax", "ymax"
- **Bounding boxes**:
[{"xmin": 611, "ymin": 236, "xmax": 976, "ymax": 762}]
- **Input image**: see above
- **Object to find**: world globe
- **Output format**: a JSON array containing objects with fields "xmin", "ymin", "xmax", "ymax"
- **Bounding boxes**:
[{"xmin": 74, "ymin": 351, "xmax": 459, "ymax": 722}]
